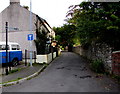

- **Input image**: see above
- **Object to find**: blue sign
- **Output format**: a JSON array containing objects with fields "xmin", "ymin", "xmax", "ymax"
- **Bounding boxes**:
[{"xmin": 28, "ymin": 34, "xmax": 34, "ymax": 41}]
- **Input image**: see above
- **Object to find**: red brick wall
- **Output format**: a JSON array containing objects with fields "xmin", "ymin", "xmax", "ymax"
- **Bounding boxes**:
[{"xmin": 112, "ymin": 51, "xmax": 120, "ymax": 76}]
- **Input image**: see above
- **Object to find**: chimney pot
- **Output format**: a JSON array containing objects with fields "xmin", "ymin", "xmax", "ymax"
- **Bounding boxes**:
[{"xmin": 10, "ymin": 0, "xmax": 20, "ymax": 5}]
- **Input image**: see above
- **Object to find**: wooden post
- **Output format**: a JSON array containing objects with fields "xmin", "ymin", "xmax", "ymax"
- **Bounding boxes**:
[
  {"xmin": 51, "ymin": 46, "xmax": 53, "ymax": 60},
  {"xmin": 34, "ymin": 51, "xmax": 36, "ymax": 63},
  {"xmin": 25, "ymin": 49, "xmax": 27, "ymax": 66}
]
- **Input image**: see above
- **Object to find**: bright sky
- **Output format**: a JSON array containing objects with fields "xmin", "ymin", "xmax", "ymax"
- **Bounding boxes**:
[{"xmin": 0, "ymin": 0, "xmax": 84, "ymax": 27}]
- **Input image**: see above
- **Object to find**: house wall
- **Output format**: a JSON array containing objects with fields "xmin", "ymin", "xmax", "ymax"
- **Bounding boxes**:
[
  {"xmin": 0, "ymin": 30, "xmax": 36, "ymax": 55},
  {"xmin": 0, "ymin": 2, "xmax": 37, "ymax": 54},
  {"xmin": 1, "ymin": 4, "xmax": 36, "ymax": 32},
  {"xmin": 0, "ymin": 13, "xmax": 2, "ymax": 32},
  {"xmin": 0, "ymin": 0, "xmax": 54, "ymax": 57},
  {"xmin": 0, "ymin": 13, "xmax": 2, "ymax": 41}
]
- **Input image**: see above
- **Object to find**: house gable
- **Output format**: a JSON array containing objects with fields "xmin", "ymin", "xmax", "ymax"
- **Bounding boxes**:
[{"xmin": 1, "ymin": 2, "xmax": 36, "ymax": 32}]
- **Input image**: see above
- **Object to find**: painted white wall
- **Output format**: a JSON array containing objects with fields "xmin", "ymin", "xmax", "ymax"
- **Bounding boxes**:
[
  {"xmin": 36, "ymin": 55, "xmax": 47, "ymax": 63},
  {"xmin": 36, "ymin": 52, "xmax": 56, "ymax": 64},
  {"xmin": 53, "ymin": 52, "xmax": 56, "ymax": 59},
  {"xmin": 0, "ymin": 13, "xmax": 2, "ymax": 34},
  {"xmin": 1, "ymin": 3, "xmax": 36, "ymax": 32},
  {"xmin": 0, "ymin": 30, "xmax": 36, "ymax": 53},
  {"xmin": 47, "ymin": 53, "xmax": 52, "ymax": 63},
  {"xmin": 0, "ymin": 13, "xmax": 2, "ymax": 41}
]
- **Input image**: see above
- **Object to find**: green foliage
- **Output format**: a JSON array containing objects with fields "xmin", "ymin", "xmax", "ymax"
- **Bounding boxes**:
[
  {"xmin": 112, "ymin": 75, "xmax": 120, "ymax": 83},
  {"xmin": 8, "ymin": 68, "xmax": 20, "ymax": 74},
  {"xmin": 23, "ymin": 5, "xmax": 29, "ymax": 10},
  {"xmin": 53, "ymin": 24, "xmax": 77, "ymax": 48},
  {"xmin": 90, "ymin": 59, "xmax": 105, "ymax": 73},
  {"xmin": 34, "ymin": 20, "xmax": 49, "ymax": 55},
  {"xmin": 34, "ymin": 30, "xmax": 48, "ymax": 54},
  {"xmin": 66, "ymin": 2, "xmax": 120, "ymax": 50}
]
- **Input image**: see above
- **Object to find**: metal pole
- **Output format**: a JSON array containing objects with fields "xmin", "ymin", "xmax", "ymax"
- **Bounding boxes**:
[
  {"xmin": 30, "ymin": 0, "xmax": 32, "ymax": 67},
  {"xmin": 25, "ymin": 49, "xmax": 27, "ymax": 66},
  {"xmin": 34, "ymin": 51, "xmax": 36, "ymax": 63},
  {"xmin": 6, "ymin": 22, "xmax": 8, "ymax": 75}
]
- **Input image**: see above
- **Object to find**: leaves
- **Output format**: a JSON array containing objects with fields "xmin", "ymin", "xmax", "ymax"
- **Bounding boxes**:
[
  {"xmin": 66, "ymin": 2, "xmax": 120, "ymax": 50},
  {"xmin": 53, "ymin": 24, "xmax": 77, "ymax": 47}
]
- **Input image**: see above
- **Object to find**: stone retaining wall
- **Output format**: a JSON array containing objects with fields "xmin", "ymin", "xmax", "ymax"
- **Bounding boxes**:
[{"xmin": 73, "ymin": 43, "xmax": 113, "ymax": 73}]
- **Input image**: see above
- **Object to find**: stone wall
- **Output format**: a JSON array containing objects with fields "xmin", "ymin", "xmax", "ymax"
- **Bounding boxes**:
[{"xmin": 73, "ymin": 43, "xmax": 113, "ymax": 73}]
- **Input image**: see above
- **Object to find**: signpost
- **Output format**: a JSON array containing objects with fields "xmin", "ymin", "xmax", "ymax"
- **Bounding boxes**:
[
  {"xmin": 28, "ymin": 34, "xmax": 33, "ymax": 41},
  {"xmin": 6, "ymin": 22, "xmax": 8, "ymax": 75},
  {"xmin": 5, "ymin": 22, "xmax": 20, "ymax": 75},
  {"xmin": 29, "ymin": 0, "xmax": 33, "ymax": 67},
  {"xmin": 28, "ymin": 34, "xmax": 33, "ymax": 67}
]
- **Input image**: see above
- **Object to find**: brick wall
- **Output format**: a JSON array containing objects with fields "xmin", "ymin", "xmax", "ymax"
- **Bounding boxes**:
[{"xmin": 112, "ymin": 51, "xmax": 120, "ymax": 76}]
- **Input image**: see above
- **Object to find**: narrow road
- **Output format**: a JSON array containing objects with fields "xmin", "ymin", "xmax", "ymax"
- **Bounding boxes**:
[{"xmin": 3, "ymin": 52, "xmax": 120, "ymax": 92}]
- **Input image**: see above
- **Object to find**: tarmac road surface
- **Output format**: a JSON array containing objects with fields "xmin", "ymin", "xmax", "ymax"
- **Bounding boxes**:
[{"xmin": 2, "ymin": 52, "xmax": 120, "ymax": 92}]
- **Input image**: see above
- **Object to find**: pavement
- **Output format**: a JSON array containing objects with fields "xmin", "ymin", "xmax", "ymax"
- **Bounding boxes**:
[
  {"xmin": 2, "ymin": 52, "xmax": 120, "ymax": 92},
  {"xmin": 0, "ymin": 63, "xmax": 45, "ymax": 87}
]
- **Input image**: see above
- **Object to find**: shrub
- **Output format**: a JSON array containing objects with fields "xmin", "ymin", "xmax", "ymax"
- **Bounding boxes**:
[{"xmin": 90, "ymin": 59, "xmax": 105, "ymax": 73}]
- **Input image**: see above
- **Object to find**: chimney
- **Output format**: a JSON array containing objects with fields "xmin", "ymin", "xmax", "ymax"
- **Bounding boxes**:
[{"xmin": 10, "ymin": 0, "xmax": 20, "ymax": 5}]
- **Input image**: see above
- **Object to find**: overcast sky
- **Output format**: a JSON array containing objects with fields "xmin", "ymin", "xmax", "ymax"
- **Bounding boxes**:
[{"xmin": 0, "ymin": 0, "xmax": 84, "ymax": 27}]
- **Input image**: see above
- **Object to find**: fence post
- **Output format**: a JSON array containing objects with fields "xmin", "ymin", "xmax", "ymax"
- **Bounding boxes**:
[
  {"xmin": 34, "ymin": 51, "xmax": 36, "ymax": 63},
  {"xmin": 51, "ymin": 46, "xmax": 53, "ymax": 60},
  {"xmin": 25, "ymin": 49, "xmax": 27, "ymax": 66},
  {"xmin": 56, "ymin": 47, "xmax": 58, "ymax": 57}
]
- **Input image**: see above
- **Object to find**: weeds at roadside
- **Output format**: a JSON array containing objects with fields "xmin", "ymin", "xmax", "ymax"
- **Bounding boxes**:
[
  {"xmin": 8, "ymin": 68, "xmax": 21, "ymax": 74},
  {"xmin": 0, "ymin": 77, "xmax": 22, "ymax": 85},
  {"xmin": 90, "ymin": 59, "xmax": 105, "ymax": 73}
]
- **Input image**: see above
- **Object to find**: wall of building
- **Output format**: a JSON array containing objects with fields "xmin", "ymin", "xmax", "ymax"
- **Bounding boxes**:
[
  {"xmin": 0, "ymin": 1, "xmax": 37, "ymax": 54},
  {"xmin": 0, "ymin": 13, "xmax": 2, "ymax": 41},
  {"xmin": 0, "ymin": 0, "xmax": 54, "ymax": 57},
  {"xmin": 0, "ymin": 30, "xmax": 36, "ymax": 54},
  {"xmin": 1, "ymin": 3, "xmax": 36, "ymax": 32},
  {"xmin": 0, "ymin": 13, "xmax": 2, "ymax": 32}
]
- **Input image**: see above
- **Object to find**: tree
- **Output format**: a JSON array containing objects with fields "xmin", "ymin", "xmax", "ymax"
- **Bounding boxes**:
[
  {"xmin": 53, "ymin": 24, "xmax": 77, "ymax": 48},
  {"xmin": 34, "ymin": 19, "xmax": 49, "ymax": 54},
  {"xmin": 66, "ymin": 2, "xmax": 120, "ymax": 50},
  {"xmin": 23, "ymin": 5, "xmax": 29, "ymax": 10}
]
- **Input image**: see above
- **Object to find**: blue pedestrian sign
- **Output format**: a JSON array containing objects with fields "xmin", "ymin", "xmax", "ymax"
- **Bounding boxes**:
[{"xmin": 28, "ymin": 34, "xmax": 34, "ymax": 41}]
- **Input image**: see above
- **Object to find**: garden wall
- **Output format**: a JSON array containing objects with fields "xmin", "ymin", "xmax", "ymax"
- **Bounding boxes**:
[
  {"xmin": 112, "ymin": 51, "xmax": 120, "ymax": 76},
  {"xmin": 73, "ymin": 43, "xmax": 113, "ymax": 73},
  {"xmin": 36, "ymin": 52, "xmax": 56, "ymax": 64}
]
